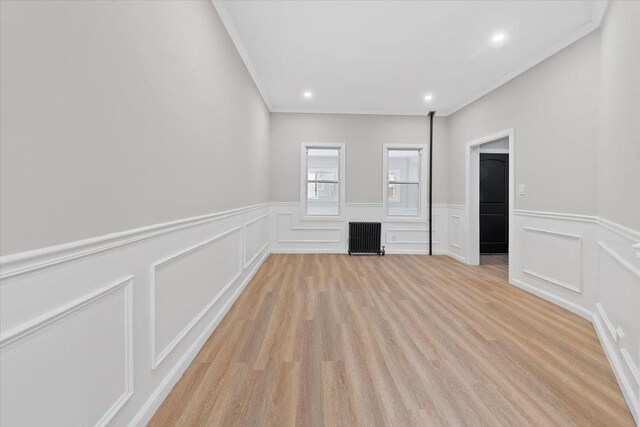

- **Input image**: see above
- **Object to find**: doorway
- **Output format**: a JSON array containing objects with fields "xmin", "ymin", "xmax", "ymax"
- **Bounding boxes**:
[
  {"xmin": 480, "ymin": 152, "xmax": 509, "ymax": 254},
  {"xmin": 464, "ymin": 128, "xmax": 514, "ymax": 281}
]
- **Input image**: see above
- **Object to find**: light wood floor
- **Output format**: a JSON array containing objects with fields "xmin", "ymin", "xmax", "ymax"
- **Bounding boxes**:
[{"xmin": 149, "ymin": 254, "xmax": 634, "ymax": 426}]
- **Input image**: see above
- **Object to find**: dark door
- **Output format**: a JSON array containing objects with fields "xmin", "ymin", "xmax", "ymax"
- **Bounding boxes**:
[{"xmin": 480, "ymin": 153, "xmax": 508, "ymax": 254}]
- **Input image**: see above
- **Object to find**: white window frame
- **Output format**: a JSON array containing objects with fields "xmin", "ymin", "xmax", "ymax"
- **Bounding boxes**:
[
  {"xmin": 300, "ymin": 142, "xmax": 346, "ymax": 220},
  {"xmin": 382, "ymin": 144, "xmax": 428, "ymax": 221}
]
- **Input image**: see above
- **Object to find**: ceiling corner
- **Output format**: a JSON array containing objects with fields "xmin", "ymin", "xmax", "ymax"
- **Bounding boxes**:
[
  {"xmin": 211, "ymin": 0, "xmax": 273, "ymax": 111},
  {"xmin": 591, "ymin": 0, "xmax": 610, "ymax": 27}
]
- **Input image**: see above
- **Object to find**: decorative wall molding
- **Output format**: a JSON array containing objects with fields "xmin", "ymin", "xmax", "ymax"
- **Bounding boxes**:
[
  {"xmin": 0, "ymin": 276, "xmax": 134, "ymax": 427},
  {"xmin": 270, "ymin": 201, "xmax": 299, "ymax": 207},
  {"xmin": 3, "ymin": 200, "xmax": 637, "ymax": 424},
  {"xmin": 598, "ymin": 242, "xmax": 640, "ymax": 280},
  {"xmin": 345, "ymin": 202, "xmax": 382, "ymax": 208},
  {"xmin": 1, "ymin": 203, "xmax": 270, "ymax": 426},
  {"xmin": 245, "ymin": 242, "xmax": 269, "ymax": 269},
  {"xmin": 274, "ymin": 201, "xmax": 463, "ymax": 210},
  {"xmin": 130, "ymin": 249, "xmax": 270, "ymax": 427},
  {"xmin": 593, "ymin": 303, "xmax": 640, "ymax": 423},
  {"xmin": 598, "ymin": 217, "xmax": 640, "ymax": 245},
  {"xmin": 449, "ymin": 215, "xmax": 462, "ymax": 249},
  {"xmin": 522, "ymin": 269, "xmax": 582, "ymax": 294},
  {"xmin": 514, "ymin": 209, "xmax": 597, "ymax": 223},
  {"xmin": 276, "ymin": 213, "xmax": 342, "ymax": 243},
  {"xmin": 243, "ymin": 214, "xmax": 269, "ymax": 269},
  {"xmin": 384, "ymin": 228, "xmax": 439, "ymax": 245},
  {"xmin": 521, "ymin": 226, "xmax": 582, "ymax": 293},
  {"xmin": 98, "ymin": 277, "xmax": 134, "ymax": 427},
  {"xmin": 596, "ymin": 303, "xmax": 618, "ymax": 342},
  {"xmin": 0, "ymin": 203, "xmax": 269, "ymax": 280},
  {"xmin": 510, "ymin": 208, "xmax": 638, "ymax": 422},
  {"xmin": 515, "ymin": 209, "xmax": 640, "ymax": 247},
  {"xmin": 272, "ymin": 202, "xmax": 462, "ymax": 253},
  {"xmin": 149, "ymin": 227, "xmax": 243, "ymax": 370},
  {"xmin": 1, "ymin": 275, "xmax": 132, "ymax": 349},
  {"xmin": 521, "ymin": 226, "xmax": 582, "ymax": 240},
  {"xmin": 442, "ymin": 204, "xmax": 465, "ymax": 210}
]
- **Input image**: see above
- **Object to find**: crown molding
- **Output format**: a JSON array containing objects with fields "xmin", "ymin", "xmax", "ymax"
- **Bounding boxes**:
[
  {"xmin": 213, "ymin": 1, "xmax": 609, "ymax": 118},
  {"xmin": 270, "ymin": 107, "xmax": 434, "ymax": 117},
  {"xmin": 591, "ymin": 0, "xmax": 610, "ymax": 26},
  {"xmin": 211, "ymin": 0, "xmax": 273, "ymax": 110},
  {"xmin": 442, "ymin": 1, "xmax": 609, "ymax": 116}
]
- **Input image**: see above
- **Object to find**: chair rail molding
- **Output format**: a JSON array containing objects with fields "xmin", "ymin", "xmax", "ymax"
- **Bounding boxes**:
[
  {"xmin": 0, "ymin": 202, "xmax": 270, "ymax": 280},
  {"xmin": 2, "ymin": 199, "xmax": 638, "ymax": 424},
  {"xmin": 0, "ymin": 202, "xmax": 270, "ymax": 427}
]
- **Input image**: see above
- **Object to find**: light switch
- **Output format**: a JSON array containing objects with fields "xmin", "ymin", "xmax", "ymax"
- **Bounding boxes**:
[{"xmin": 519, "ymin": 184, "xmax": 526, "ymax": 195}]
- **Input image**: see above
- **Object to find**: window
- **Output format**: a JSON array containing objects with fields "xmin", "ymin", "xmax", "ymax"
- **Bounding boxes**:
[
  {"xmin": 387, "ymin": 170, "xmax": 400, "ymax": 201},
  {"xmin": 301, "ymin": 143, "xmax": 345, "ymax": 217},
  {"xmin": 383, "ymin": 145, "xmax": 427, "ymax": 218}
]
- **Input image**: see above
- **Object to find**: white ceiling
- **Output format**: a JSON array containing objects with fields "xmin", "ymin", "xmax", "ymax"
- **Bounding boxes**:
[{"xmin": 213, "ymin": 0, "xmax": 607, "ymax": 116}]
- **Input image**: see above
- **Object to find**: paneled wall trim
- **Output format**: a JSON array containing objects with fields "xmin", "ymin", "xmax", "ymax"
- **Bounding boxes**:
[
  {"xmin": 0, "ymin": 203, "xmax": 269, "ymax": 280},
  {"xmin": 149, "ymin": 226, "xmax": 243, "ymax": 370},
  {"xmin": 521, "ymin": 226, "xmax": 583, "ymax": 293},
  {"xmin": 1, "ymin": 202, "xmax": 638, "ymax": 425},
  {"xmin": 0, "ymin": 203, "xmax": 270, "ymax": 427},
  {"xmin": 244, "ymin": 214, "xmax": 269, "ymax": 268},
  {"xmin": 1, "ymin": 276, "xmax": 134, "ymax": 427},
  {"xmin": 269, "ymin": 202, "xmax": 464, "ymax": 257},
  {"xmin": 512, "ymin": 209, "xmax": 640, "ymax": 423}
]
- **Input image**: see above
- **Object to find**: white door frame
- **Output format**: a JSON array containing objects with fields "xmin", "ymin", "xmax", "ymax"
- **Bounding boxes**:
[{"xmin": 465, "ymin": 128, "xmax": 515, "ymax": 279}]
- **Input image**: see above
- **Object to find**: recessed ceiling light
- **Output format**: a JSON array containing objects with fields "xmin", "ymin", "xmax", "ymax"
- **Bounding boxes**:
[
  {"xmin": 492, "ymin": 33, "xmax": 506, "ymax": 43},
  {"xmin": 303, "ymin": 91, "xmax": 313, "ymax": 99},
  {"xmin": 424, "ymin": 94, "xmax": 433, "ymax": 101}
]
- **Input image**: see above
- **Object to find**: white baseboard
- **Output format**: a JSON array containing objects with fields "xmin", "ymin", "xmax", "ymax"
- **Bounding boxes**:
[
  {"xmin": 592, "ymin": 311, "xmax": 640, "ymax": 424},
  {"xmin": 513, "ymin": 275, "xmax": 639, "ymax": 424},
  {"xmin": 130, "ymin": 249, "xmax": 270, "ymax": 427},
  {"xmin": 269, "ymin": 248, "xmax": 347, "ymax": 254},
  {"xmin": 3, "ymin": 201, "xmax": 638, "ymax": 424},
  {"xmin": 441, "ymin": 251, "xmax": 466, "ymax": 263},
  {"xmin": 510, "ymin": 278, "xmax": 593, "ymax": 321},
  {"xmin": 0, "ymin": 203, "xmax": 271, "ymax": 427}
]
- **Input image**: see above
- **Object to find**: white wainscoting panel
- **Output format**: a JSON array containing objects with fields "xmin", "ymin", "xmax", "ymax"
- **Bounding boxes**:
[
  {"xmin": 446, "ymin": 206, "xmax": 466, "ymax": 261},
  {"xmin": 0, "ymin": 277, "xmax": 133, "ymax": 427},
  {"xmin": 521, "ymin": 226, "xmax": 583, "ymax": 293},
  {"xmin": 1, "ymin": 200, "xmax": 638, "ymax": 425},
  {"xmin": 276, "ymin": 212, "xmax": 342, "ymax": 244},
  {"xmin": 449, "ymin": 215, "xmax": 462, "ymax": 249},
  {"xmin": 244, "ymin": 214, "xmax": 269, "ymax": 268},
  {"xmin": 385, "ymin": 227, "xmax": 432, "ymax": 245},
  {"xmin": 150, "ymin": 227, "xmax": 243, "ymax": 369},
  {"xmin": 511, "ymin": 209, "xmax": 639, "ymax": 423},
  {"xmin": 0, "ymin": 203, "xmax": 270, "ymax": 427},
  {"xmin": 594, "ymin": 231, "xmax": 640, "ymax": 422},
  {"xmin": 270, "ymin": 202, "xmax": 460, "ymax": 256}
]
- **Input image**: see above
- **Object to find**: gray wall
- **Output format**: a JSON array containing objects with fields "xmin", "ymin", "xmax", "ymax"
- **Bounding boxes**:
[
  {"xmin": 597, "ymin": 0, "xmax": 640, "ymax": 230},
  {"xmin": 446, "ymin": 31, "xmax": 601, "ymax": 215},
  {"xmin": 270, "ymin": 113, "xmax": 448, "ymax": 204},
  {"xmin": 0, "ymin": 1, "xmax": 270, "ymax": 255}
]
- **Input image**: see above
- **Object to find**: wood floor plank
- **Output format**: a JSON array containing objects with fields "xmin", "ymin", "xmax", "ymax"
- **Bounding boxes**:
[{"xmin": 148, "ymin": 254, "xmax": 634, "ymax": 426}]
